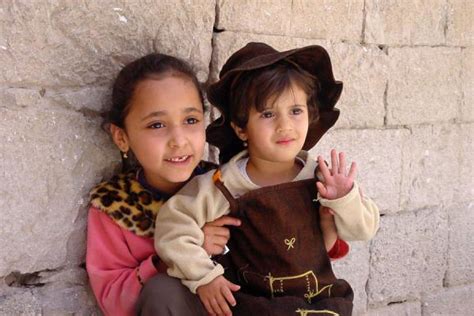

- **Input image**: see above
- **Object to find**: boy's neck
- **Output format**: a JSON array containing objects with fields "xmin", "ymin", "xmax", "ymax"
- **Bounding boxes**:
[{"xmin": 245, "ymin": 157, "xmax": 303, "ymax": 187}]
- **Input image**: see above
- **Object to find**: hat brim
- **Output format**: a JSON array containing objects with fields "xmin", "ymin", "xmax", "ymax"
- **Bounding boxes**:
[{"xmin": 207, "ymin": 43, "xmax": 342, "ymax": 151}]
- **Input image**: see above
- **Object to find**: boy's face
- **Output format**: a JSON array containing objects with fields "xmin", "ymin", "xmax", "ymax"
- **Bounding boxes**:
[
  {"xmin": 113, "ymin": 76, "xmax": 206, "ymax": 194},
  {"xmin": 235, "ymin": 82, "xmax": 309, "ymax": 165}
]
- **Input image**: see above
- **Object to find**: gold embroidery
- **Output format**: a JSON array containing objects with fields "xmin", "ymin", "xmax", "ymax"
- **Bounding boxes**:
[
  {"xmin": 265, "ymin": 270, "xmax": 333, "ymax": 304},
  {"xmin": 285, "ymin": 237, "xmax": 296, "ymax": 250},
  {"xmin": 295, "ymin": 309, "xmax": 339, "ymax": 316}
]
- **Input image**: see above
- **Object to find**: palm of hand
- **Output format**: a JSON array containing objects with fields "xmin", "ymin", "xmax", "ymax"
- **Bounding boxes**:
[{"xmin": 317, "ymin": 150, "xmax": 357, "ymax": 200}]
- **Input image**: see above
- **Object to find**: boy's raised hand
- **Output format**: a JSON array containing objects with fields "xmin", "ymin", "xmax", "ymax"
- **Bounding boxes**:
[
  {"xmin": 196, "ymin": 275, "xmax": 240, "ymax": 316},
  {"xmin": 317, "ymin": 149, "xmax": 357, "ymax": 200}
]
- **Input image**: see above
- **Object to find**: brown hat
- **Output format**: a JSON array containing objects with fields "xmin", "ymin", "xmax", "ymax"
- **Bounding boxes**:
[{"xmin": 207, "ymin": 42, "xmax": 342, "ymax": 162}]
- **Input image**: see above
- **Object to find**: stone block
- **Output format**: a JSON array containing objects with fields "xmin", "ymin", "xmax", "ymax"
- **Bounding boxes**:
[
  {"xmin": 386, "ymin": 47, "xmax": 461, "ymax": 126},
  {"xmin": 445, "ymin": 202, "xmax": 474, "ymax": 286},
  {"xmin": 311, "ymin": 128, "xmax": 407, "ymax": 214},
  {"xmin": 421, "ymin": 284, "xmax": 474, "ymax": 315},
  {"xmin": 332, "ymin": 241, "xmax": 370, "ymax": 315},
  {"xmin": 212, "ymin": 32, "xmax": 388, "ymax": 129},
  {"xmin": 365, "ymin": 300, "xmax": 421, "ymax": 316},
  {"xmin": 446, "ymin": 0, "xmax": 474, "ymax": 46},
  {"xmin": 454, "ymin": 123, "xmax": 474, "ymax": 202},
  {"xmin": 400, "ymin": 124, "xmax": 459, "ymax": 211},
  {"xmin": 461, "ymin": 48, "xmax": 474, "ymax": 122},
  {"xmin": 0, "ymin": 1, "xmax": 214, "ymax": 86},
  {"xmin": 0, "ymin": 286, "xmax": 42, "ymax": 315},
  {"xmin": 217, "ymin": 0, "xmax": 364, "ymax": 42},
  {"xmin": 0, "ymin": 99, "xmax": 117, "ymax": 276},
  {"xmin": 289, "ymin": 0, "xmax": 364, "ymax": 42},
  {"xmin": 367, "ymin": 208, "xmax": 449, "ymax": 307},
  {"xmin": 365, "ymin": 0, "xmax": 446, "ymax": 45}
]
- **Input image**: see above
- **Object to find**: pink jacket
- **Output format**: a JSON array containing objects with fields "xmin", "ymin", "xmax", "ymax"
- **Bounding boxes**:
[{"xmin": 86, "ymin": 207, "xmax": 166, "ymax": 316}]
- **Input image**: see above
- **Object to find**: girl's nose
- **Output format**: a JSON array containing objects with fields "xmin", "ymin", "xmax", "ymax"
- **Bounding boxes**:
[{"xmin": 168, "ymin": 127, "xmax": 187, "ymax": 148}]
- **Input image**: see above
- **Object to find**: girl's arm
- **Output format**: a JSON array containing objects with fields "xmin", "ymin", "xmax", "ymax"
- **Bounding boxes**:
[{"xmin": 86, "ymin": 207, "xmax": 161, "ymax": 316}]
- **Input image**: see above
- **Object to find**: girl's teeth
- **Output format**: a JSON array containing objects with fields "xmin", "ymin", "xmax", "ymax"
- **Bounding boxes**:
[{"xmin": 169, "ymin": 156, "xmax": 188, "ymax": 162}]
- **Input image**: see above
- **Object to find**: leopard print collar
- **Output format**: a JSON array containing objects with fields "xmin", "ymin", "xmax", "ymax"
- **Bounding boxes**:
[
  {"xmin": 89, "ymin": 161, "xmax": 217, "ymax": 237},
  {"xmin": 89, "ymin": 170, "xmax": 164, "ymax": 237}
]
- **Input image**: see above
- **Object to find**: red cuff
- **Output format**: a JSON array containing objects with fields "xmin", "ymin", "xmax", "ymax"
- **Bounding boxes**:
[
  {"xmin": 137, "ymin": 255, "xmax": 159, "ymax": 285},
  {"xmin": 328, "ymin": 238, "xmax": 350, "ymax": 260}
]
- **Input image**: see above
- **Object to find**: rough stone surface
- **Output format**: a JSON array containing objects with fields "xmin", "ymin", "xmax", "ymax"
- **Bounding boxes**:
[
  {"xmin": 311, "ymin": 128, "xmax": 408, "ymax": 214},
  {"xmin": 368, "ymin": 208, "xmax": 449, "ymax": 307},
  {"xmin": 400, "ymin": 124, "xmax": 459, "ymax": 211},
  {"xmin": 217, "ymin": 0, "xmax": 364, "ymax": 42},
  {"xmin": 0, "ymin": 97, "xmax": 117, "ymax": 276},
  {"xmin": 365, "ymin": 301, "xmax": 421, "ymax": 316},
  {"xmin": 365, "ymin": 0, "xmax": 446, "ymax": 45},
  {"xmin": 445, "ymin": 202, "xmax": 474, "ymax": 287},
  {"xmin": 386, "ymin": 47, "xmax": 462, "ymax": 126},
  {"xmin": 213, "ymin": 32, "xmax": 388, "ymax": 129},
  {"xmin": 332, "ymin": 241, "xmax": 370, "ymax": 315},
  {"xmin": 421, "ymin": 284, "xmax": 474, "ymax": 315},
  {"xmin": 454, "ymin": 123, "xmax": 474, "ymax": 202},
  {"xmin": 461, "ymin": 48, "xmax": 474, "ymax": 122},
  {"xmin": 446, "ymin": 0, "xmax": 474, "ymax": 46},
  {"xmin": 0, "ymin": 1, "xmax": 214, "ymax": 86}
]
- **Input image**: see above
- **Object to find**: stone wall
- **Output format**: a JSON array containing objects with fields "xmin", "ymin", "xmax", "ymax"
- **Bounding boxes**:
[{"xmin": 0, "ymin": 1, "xmax": 472, "ymax": 315}]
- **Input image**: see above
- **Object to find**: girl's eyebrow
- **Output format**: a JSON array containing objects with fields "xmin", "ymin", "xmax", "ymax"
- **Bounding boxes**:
[{"xmin": 141, "ymin": 107, "xmax": 203, "ymax": 121}]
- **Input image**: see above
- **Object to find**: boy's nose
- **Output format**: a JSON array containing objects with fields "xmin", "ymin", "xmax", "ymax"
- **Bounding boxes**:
[{"xmin": 276, "ymin": 116, "xmax": 292, "ymax": 132}]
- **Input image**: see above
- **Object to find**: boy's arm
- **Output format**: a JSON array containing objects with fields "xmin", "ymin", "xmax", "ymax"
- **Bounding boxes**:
[
  {"xmin": 154, "ymin": 173, "xmax": 229, "ymax": 293},
  {"xmin": 319, "ymin": 182, "xmax": 380, "ymax": 241}
]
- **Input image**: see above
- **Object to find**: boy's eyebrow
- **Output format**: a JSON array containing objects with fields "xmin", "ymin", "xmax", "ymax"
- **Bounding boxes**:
[{"xmin": 141, "ymin": 107, "xmax": 203, "ymax": 121}]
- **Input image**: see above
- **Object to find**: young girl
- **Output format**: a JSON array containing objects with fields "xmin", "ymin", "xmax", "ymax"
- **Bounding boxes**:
[
  {"xmin": 154, "ymin": 42, "xmax": 380, "ymax": 316},
  {"xmin": 86, "ymin": 53, "xmax": 241, "ymax": 316}
]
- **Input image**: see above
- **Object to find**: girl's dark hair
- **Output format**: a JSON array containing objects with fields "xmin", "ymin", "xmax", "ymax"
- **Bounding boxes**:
[
  {"xmin": 215, "ymin": 60, "xmax": 320, "ymax": 163},
  {"xmin": 103, "ymin": 53, "xmax": 203, "ymax": 171}
]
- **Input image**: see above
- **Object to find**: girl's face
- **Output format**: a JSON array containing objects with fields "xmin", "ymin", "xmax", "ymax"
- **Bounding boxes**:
[
  {"xmin": 112, "ymin": 75, "xmax": 206, "ymax": 194},
  {"xmin": 234, "ymin": 82, "xmax": 309, "ymax": 165}
]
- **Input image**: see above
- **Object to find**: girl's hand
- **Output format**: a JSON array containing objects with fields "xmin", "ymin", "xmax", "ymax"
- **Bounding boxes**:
[
  {"xmin": 317, "ymin": 149, "xmax": 357, "ymax": 200},
  {"xmin": 202, "ymin": 216, "xmax": 241, "ymax": 256},
  {"xmin": 196, "ymin": 275, "xmax": 240, "ymax": 316}
]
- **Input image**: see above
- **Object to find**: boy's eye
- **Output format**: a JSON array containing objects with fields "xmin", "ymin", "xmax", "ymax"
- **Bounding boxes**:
[
  {"xmin": 291, "ymin": 108, "xmax": 304, "ymax": 115},
  {"xmin": 185, "ymin": 117, "xmax": 200, "ymax": 125},
  {"xmin": 260, "ymin": 111, "xmax": 274, "ymax": 119},
  {"xmin": 149, "ymin": 122, "xmax": 164, "ymax": 129}
]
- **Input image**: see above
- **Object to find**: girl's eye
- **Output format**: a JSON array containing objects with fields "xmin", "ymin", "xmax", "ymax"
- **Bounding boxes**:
[
  {"xmin": 260, "ymin": 111, "xmax": 274, "ymax": 119},
  {"xmin": 149, "ymin": 122, "xmax": 164, "ymax": 129},
  {"xmin": 185, "ymin": 117, "xmax": 200, "ymax": 125}
]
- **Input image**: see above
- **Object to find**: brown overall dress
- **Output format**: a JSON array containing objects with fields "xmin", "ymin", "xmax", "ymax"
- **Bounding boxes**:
[{"xmin": 213, "ymin": 170, "xmax": 354, "ymax": 316}]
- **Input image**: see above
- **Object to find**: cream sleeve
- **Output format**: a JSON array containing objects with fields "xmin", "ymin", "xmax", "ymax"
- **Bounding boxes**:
[
  {"xmin": 318, "ymin": 182, "xmax": 380, "ymax": 241},
  {"xmin": 154, "ymin": 172, "xmax": 230, "ymax": 293}
]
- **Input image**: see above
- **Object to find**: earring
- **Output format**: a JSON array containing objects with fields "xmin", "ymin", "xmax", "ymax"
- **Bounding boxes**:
[
  {"xmin": 122, "ymin": 151, "xmax": 128, "ymax": 159},
  {"xmin": 243, "ymin": 141, "xmax": 248, "ymax": 147}
]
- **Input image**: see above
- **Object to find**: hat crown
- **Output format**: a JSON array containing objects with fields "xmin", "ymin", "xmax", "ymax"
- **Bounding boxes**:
[{"xmin": 219, "ymin": 42, "xmax": 278, "ymax": 78}]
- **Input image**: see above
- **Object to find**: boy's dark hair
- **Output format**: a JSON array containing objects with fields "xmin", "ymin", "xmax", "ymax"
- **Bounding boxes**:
[
  {"xmin": 103, "ymin": 53, "xmax": 203, "ymax": 171},
  {"xmin": 210, "ymin": 60, "xmax": 320, "ymax": 163}
]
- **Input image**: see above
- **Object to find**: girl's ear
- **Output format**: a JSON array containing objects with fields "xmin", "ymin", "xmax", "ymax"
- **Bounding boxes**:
[
  {"xmin": 110, "ymin": 124, "xmax": 130, "ymax": 152},
  {"xmin": 230, "ymin": 122, "xmax": 248, "ymax": 141}
]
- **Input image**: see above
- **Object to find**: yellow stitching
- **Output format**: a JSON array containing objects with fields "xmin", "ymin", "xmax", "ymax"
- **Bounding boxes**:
[
  {"xmin": 265, "ymin": 270, "xmax": 333, "ymax": 304},
  {"xmin": 295, "ymin": 309, "xmax": 339, "ymax": 316},
  {"xmin": 284, "ymin": 237, "xmax": 296, "ymax": 250}
]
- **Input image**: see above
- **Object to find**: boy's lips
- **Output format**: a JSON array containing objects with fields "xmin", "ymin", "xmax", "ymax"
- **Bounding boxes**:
[{"xmin": 276, "ymin": 138, "xmax": 295, "ymax": 145}]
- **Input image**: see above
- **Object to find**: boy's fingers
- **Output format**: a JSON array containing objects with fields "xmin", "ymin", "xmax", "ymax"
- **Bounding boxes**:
[
  {"xmin": 338, "ymin": 152, "xmax": 346, "ymax": 174},
  {"xmin": 317, "ymin": 156, "xmax": 331, "ymax": 180},
  {"xmin": 316, "ymin": 182, "xmax": 327, "ymax": 196},
  {"xmin": 330, "ymin": 149, "xmax": 338, "ymax": 175},
  {"xmin": 207, "ymin": 227, "xmax": 230, "ymax": 239},
  {"xmin": 202, "ymin": 299, "xmax": 215, "ymax": 316},
  {"xmin": 348, "ymin": 162, "xmax": 357, "ymax": 180},
  {"xmin": 222, "ymin": 286, "xmax": 237, "ymax": 306},
  {"xmin": 210, "ymin": 297, "xmax": 223, "ymax": 316},
  {"xmin": 216, "ymin": 293, "xmax": 232, "ymax": 316}
]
